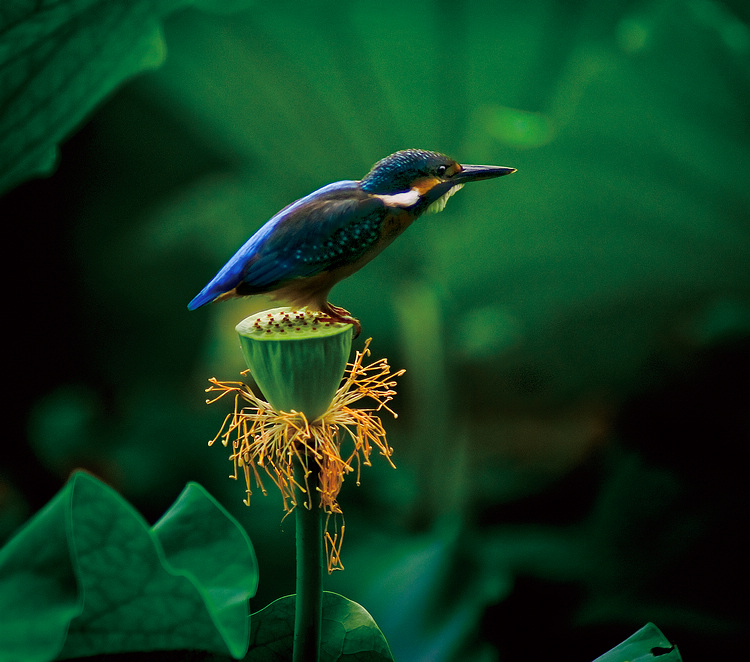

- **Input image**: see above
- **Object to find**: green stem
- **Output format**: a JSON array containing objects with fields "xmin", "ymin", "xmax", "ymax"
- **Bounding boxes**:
[{"xmin": 293, "ymin": 460, "xmax": 323, "ymax": 662}]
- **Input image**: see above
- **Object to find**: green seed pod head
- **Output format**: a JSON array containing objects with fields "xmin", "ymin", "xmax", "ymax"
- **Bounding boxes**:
[{"xmin": 235, "ymin": 308, "xmax": 354, "ymax": 421}]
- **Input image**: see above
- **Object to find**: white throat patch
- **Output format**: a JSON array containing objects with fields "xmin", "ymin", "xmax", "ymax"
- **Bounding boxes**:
[
  {"xmin": 426, "ymin": 183, "xmax": 464, "ymax": 214},
  {"xmin": 375, "ymin": 188, "xmax": 421, "ymax": 208}
]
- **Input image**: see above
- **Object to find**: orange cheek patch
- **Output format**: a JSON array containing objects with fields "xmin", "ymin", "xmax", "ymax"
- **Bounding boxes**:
[{"xmin": 412, "ymin": 177, "xmax": 441, "ymax": 196}]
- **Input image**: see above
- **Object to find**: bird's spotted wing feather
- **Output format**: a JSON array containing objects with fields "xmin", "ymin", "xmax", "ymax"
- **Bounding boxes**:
[
  {"xmin": 188, "ymin": 181, "xmax": 387, "ymax": 309},
  {"xmin": 243, "ymin": 194, "xmax": 386, "ymax": 286}
]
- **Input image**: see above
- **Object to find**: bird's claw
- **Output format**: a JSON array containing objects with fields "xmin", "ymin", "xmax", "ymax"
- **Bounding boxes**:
[{"xmin": 319, "ymin": 304, "xmax": 361, "ymax": 338}]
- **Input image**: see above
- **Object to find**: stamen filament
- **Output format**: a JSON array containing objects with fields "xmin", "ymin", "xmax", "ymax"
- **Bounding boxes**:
[{"xmin": 206, "ymin": 339, "xmax": 402, "ymax": 571}]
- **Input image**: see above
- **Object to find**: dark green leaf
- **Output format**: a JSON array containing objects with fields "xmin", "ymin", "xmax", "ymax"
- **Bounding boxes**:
[
  {"xmin": 153, "ymin": 482, "xmax": 259, "ymax": 649},
  {"xmin": 0, "ymin": 486, "xmax": 82, "ymax": 662},
  {"xmin": 592, "ymin": 622, "xmax": 682, "ymax": 662},
  {"xmin": 0, "ymin": 471, "xmax": 257, "ymax": 661},
  {"xmin": 248, "ymin": 591, "xmax": 394, "ymax": 662},
  {"xmin": 0, "ymin": 0, "xmax": 251, "ymax": 194}
]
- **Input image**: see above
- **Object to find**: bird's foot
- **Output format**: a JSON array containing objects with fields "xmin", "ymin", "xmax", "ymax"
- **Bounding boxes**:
[{"xmin": 319, "ymin": 303, "xmax": 361, "ymax": 338}]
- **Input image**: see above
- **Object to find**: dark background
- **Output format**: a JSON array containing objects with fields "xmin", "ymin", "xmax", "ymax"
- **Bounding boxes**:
[{"xmin": 2, "ymin": 1, "xmax": 749, "ymax": 659}]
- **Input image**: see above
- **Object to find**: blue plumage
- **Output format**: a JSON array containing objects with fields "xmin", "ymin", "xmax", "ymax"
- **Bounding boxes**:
[
  {"xmin": 187, "ymin": 180, "xmax": 362, "ymax": 310},
  {"xmin": 188, "ymin": 149, "xmax": 515, "ymax": 333}
]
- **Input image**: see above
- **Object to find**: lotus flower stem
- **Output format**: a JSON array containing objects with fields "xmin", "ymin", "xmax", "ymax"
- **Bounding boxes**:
[{"xmin": 293, "ymin": 459, "xmax": 323, "ymax": 662}]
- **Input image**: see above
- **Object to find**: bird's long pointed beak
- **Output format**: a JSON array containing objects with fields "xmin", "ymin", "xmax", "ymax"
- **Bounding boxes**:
[{"xmin": 454, "ymin": 163, "xmax": 516, "ymax": 183}]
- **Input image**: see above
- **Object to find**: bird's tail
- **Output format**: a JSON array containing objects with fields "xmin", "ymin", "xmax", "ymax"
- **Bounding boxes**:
[
  {"xmin": 187, "ymin": 282, "xmax": 231, "ymax": 310},
  {"xmin": 187, "ymin": 290, "xmax": 213, "ymax": 310}
]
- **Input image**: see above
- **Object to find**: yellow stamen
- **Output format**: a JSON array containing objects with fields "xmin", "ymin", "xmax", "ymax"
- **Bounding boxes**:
[{"xmin": 205, "ymin": 339, "xmax": 403, "ymax": 571}]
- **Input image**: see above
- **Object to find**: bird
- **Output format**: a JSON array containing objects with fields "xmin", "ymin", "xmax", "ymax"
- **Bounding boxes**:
[{"xmin": 188, "ymin": 149, "xmax": 515, "ymax": 336}]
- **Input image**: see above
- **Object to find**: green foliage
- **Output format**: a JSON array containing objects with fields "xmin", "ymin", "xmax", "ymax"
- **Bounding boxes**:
[
  {"xmin": 1, "ymin": 0, "xmax": 748, "ymax": 658},
  {"xmin": 593, "ymin": 622, "xmax": 681, "ymax": 662},
  {"xmin": 0, "ymin": 472, "xmax": 258, "ymax": 661},
  {"xmin": 0, "ymin": 472, "xmax": 398, "ymax": 661},
  {"xmin": 248, "ymin": 592, "xmax": 394, "ymax": 662},
  {"xmin": 0, "ymin": 0, "xmax": 251, "ymax": 194},
  {"xmin": 0, "ymin": 471, "xmax": 678, "ymax": 661}
]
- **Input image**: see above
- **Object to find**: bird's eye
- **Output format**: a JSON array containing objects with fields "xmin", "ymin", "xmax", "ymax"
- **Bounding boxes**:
[{"xmin": 436, "ymin": 165, "xmax": 447, "ymax": 176}]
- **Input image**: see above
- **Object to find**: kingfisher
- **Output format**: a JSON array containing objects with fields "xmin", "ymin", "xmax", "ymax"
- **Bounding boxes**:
[{"xmin": 188, "ymin": 149, "xmax": 515, "ymax": 335}]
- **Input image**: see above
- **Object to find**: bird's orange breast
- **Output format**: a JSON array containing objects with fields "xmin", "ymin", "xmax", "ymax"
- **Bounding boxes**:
[{"xmin": 379, "ymin": 207, "xmax": 417, "ymax": 242}]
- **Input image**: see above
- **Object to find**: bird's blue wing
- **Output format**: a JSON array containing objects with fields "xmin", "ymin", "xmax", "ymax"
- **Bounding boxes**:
[
  {"xmin": 188, "ymin": 181, "xmax": 386, "ymax": 309},
  {"xmin": 187, "ymin": 213, "xmax": 283, "ymax": 310}
]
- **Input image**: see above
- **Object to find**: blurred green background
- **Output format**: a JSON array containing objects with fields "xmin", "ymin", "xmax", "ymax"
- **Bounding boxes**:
[{"xmin": 2, "ymin": 0, "xmax": 748, "ymax": 659}]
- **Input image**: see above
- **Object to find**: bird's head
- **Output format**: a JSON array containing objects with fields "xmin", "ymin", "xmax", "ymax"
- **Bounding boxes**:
[{"xmin": 360, "ymin": 149, "xmax": 515, "ymax": 214}]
